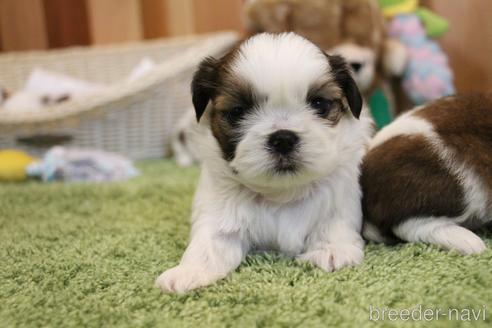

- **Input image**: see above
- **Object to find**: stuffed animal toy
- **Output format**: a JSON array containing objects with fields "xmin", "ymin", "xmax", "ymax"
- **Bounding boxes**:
[
  {"xmin": 379, "ymin": 0, "xmax": 455, "ymax": 105},
  {"xmin": 26, "ymin": 146, "xmax": 139, "ymax": 182},
  {"xmin": 245, "ymin": 0, "xmax": 408, "ymax": 124},
  {"xmin": 388, "ymin": 14, "xmax": 454, "ymax": 104}
]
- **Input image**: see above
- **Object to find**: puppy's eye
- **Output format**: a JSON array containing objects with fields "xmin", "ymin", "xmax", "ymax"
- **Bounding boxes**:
[
  {"xmin": 309, "ymin": 97, "xmax": 333, "ymax": 117},
  {"xmin": 224, "ymin": 106, "xmax": 244, "ymax": 124}
]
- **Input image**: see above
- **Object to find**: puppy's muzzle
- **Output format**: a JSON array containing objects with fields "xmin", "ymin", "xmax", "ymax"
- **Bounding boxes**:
[{"xmin": 267, "ymin": 130, "xmax": 300, "ymax": 156}]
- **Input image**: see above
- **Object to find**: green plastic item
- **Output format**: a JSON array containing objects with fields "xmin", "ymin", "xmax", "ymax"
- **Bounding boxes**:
[
  {"xmin": 416, "ymin": 7, "xmax": 449, "ymax": 38},
  {"xmin": 369, "ymin": 88, "xmax": 393, "ymax": 130}
]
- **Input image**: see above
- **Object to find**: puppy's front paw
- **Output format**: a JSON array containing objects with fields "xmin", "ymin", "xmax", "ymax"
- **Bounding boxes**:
[
  {"xmin": 298, "ymin": 244, "xmax": 363, "ymax": 272},
  {"xmin": 155, "ymin": 265, "xmax": 223, "ymax": 294}
]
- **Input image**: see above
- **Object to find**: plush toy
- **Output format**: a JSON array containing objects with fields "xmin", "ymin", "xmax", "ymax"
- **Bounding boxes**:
[
  {"xmin": 0, "ymin": 150, "xmax": 36, "ymax": 182},
  {"xmin": 379, "ymin": 0, "xmax": 455, "ymax": 105},
  {"xmin": 26, "ymin": 146, "xmax": 139, "ymax": 182}
]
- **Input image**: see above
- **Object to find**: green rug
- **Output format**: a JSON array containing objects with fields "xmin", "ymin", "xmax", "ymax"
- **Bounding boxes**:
[{"xmin": 1, "ymin": 161, "xmax": 491, "ymax": 327}]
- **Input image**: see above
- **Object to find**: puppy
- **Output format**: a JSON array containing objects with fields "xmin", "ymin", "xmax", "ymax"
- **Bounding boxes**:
[
  {"xmin": 171, "ymin": 109, "xmax": 202, "ymax": 167},
  {"xmin": 156, "ymin": 33, "xmax": 373, "ymax": 293},
  {"xmin": 362, "ymin": 94, "xmax": 492, "ymax": 255}
]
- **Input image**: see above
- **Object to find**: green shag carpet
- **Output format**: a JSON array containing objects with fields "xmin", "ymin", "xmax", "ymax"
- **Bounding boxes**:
[{"xmin": 1, "ymin": 160, "xmax": 491, "ymax": 327}]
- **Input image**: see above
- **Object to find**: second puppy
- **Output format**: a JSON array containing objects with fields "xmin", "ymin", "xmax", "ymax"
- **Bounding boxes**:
[
  {"xmin": 362, "ymin": 94, "xmax": 492, "ymax": 255},
  {"xmin": 156, "ymin": 33, "xmax": 373, "ymax": 293}
]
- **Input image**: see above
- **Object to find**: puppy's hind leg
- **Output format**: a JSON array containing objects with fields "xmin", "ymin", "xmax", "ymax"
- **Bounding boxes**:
[
  {"xmin": 362, "ymin": 222, "xmax": 387, "ymax": 243},
  {"xmin": 393, "ymin": 217, "xmax": 486, "ymax": 255}
]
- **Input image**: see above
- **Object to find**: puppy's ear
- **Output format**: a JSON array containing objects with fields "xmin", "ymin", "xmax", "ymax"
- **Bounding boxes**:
[
  {"xmin": 191, "ymin": 57, "xmax": 219, "ymax": 122},
  {"xmin": 327, "ymin": 55, "xmax": 363, "ymax": 119}
]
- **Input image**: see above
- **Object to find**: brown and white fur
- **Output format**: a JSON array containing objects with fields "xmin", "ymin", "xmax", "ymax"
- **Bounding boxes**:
[
  {"xmin": 155, "ymin": 33, "xmax": 373, "ymax": 293},
  {"xmin": 362, "ymin": 94, "xmax": 492, "ymax": 255}
]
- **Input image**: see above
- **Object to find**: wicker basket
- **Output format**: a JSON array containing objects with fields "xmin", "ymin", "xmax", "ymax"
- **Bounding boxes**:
[{"xmin": 0, "ymin": 32, "xmax": 238, "ymax": 160}]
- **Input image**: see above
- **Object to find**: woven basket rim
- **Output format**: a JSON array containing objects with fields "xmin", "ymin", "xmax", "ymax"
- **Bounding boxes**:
[
  {"xmin": 0, "ymin": 31, "xmax": 237, "ymax": 60},
  {"xmin": 0, "ymin": 31, "xmax": 239, "ymax": 126}
]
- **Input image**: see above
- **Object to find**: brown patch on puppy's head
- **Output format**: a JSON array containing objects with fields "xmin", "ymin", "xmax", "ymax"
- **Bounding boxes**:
[
  {"xmin": 191, "ymin": 45, "xmax": 244, "ymax": 122},
  {"xmin": 327, "ymin": 55, "xmax": 363, "ymax": 119},
  {"xmin": 209, "ymin": 82, "xmax": 258, "ymax": 161},
  {"xmin": 191, "ymin": 47, "xmax": 259, "ymax": 161}
]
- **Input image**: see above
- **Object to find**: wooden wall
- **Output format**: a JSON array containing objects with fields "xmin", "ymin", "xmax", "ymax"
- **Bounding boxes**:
[
  {"xmin": 426, "ymin": 0, "xmax": 492, "ymax": 93},
  {"xmin": 44, "ymin": 0, "xmax": 90, "ymax": 48},
  {"xmin": 0, "ymin": 0, "xmax": 244, "ymax": 50},
  {"xmin": 0, "ymin": 0, "xmax": 48, "ymax": 51}
]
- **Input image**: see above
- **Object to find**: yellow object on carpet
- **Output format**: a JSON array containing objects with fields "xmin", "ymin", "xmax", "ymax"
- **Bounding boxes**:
[{"xmin": 0, "ymin": 150, "xmax": 36, "ymax": 182}]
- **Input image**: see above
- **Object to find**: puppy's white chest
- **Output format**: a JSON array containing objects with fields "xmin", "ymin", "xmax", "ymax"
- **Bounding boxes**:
[{"xmin": 243, "ymin": 190, "xmax": 332, "ymax": 255}]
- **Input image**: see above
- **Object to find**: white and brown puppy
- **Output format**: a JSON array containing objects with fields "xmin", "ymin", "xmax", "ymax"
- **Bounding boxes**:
[
  {"xmin": 156, "ymin": 33, "xmax": 373, "ymax": 293},
  {"xmin": 171, "ymin": 109, "xmax": 202, "ymax": 167},
  {"xmin": 362, "ymin": 94, "xmax": 492, "ymax": 255}
]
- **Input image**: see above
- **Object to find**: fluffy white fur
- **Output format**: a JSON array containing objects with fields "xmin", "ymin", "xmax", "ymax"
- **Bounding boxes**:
[
  {"xmin": 393, "ymin": 218, "xmax": 486, "ymax": 255},
  {"xmin": 156, "ymin": 33, "xmax": 373, "ymax": 293},
  {"xmin": 364, "ymin": 105, "xmax": 489, "ymax": 255}
]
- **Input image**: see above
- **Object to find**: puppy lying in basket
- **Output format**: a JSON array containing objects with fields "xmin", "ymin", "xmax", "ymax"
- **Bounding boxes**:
[{"xmin": 156, "ymin": 32, "xmax": 373, "ymax": 293}]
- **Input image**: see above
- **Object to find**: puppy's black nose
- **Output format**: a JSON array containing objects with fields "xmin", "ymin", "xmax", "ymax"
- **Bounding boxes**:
[
  {"xmin": 267, "ymin": 130, "xmax": 299, "ymax": 155},
  {"xmin": 350, "ymin": 62, "xmax": 363, "ymax": 73}
]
